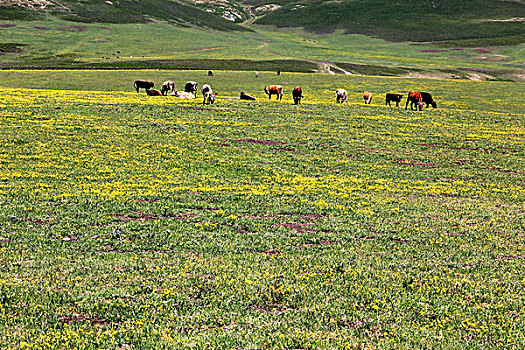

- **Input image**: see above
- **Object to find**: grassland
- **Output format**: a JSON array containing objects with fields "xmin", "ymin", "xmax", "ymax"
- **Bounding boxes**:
[
  {"xmin": 1, "ymin": 20, "xmax": 524, "ymax": 80},
  {"xmin": 0, "ymin": 70, "xmax": 524, "ymax": 349}
]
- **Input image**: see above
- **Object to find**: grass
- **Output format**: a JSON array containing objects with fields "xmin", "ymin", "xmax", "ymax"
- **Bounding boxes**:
[
  {"xmin": 0, "ymin": 20, "xmax": 524, "ymax": 80},
  {"xmin": 0, "ymin": 70, "xmax": 524, "ymax": 349}
]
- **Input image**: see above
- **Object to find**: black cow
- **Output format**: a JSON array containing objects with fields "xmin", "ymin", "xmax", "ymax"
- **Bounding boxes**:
[
  {"xmin": 240, "ymin": 91, "xmax": 256, "ymax": 101},
  {"xmin": 134, "ymin": 80, "xmax": 154, "ymax": 93},
  {"xmin": 385, "ymin": 93, "xmax": 403, "ymax": 107},
  {"xmin": 421, "ymin": 92, "xmax": 437, "ymax": 108},
  {"xmin": 292, "ymin": 87, "xmax": 303, "ymax": 105},
  {"xmin": 184, "ymin": 81, "xmax": 198, "ymax": 94}
]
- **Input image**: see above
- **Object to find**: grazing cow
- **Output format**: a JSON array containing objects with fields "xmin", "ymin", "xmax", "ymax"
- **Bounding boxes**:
[
  {"xmin": 145, "ymin": 89, "xmax": 162, "ymax": 96},
  {"xmin": 277, "ymin": 70, "xmax": 281, "ymax": 76},
  {"xmin": 336, "ymin": 89, "xmax": 347, "ymax": 103},
  {"xmin": 208, "ymin": 70, "xmax": 213, "ymax": 76},
  {"xmin": 421, "ymin": 92, "xmax": 437, "ymax": 108},
  {"xmin": 363, "ymin": 91, "xmax": 373, "ymax": 104},
  {"xmin": 134, "ymin": 80, "xmax": 154, "ymax": 93},
  {"xmin": 292, "ymin": 87, "xmax": 303, "ymax": 105},
  {"xmin": 184, "ymin": 81, "xmax": 198, "ymax": 94},
  {"xmin": 264, "ymin": 85, "xmax": 283, "ymax": 100},
  {"xmin": 171, "ymin": 91, "xmax": 196, "ymax": 99},
  {"xmin": 201, "ymin": 84, "xmax": 218, "ymax": 105},
  {"xmin": 405, "ymin": 91, "xmax": 424, "ymax": 111},
  {"xmin": 385, "ymin": 93, "xmax": 403, "ymax": 107},
  {"xmin": 161, "ymin": 81, "xmax": 175, "ymax": 96},
  {"xmin": 255, "ymin": 72, "xmax": 259, "ymax": 78},
  {"xmin": 240, "ymin": 91, "xmax": 256, "ymax": 101}
]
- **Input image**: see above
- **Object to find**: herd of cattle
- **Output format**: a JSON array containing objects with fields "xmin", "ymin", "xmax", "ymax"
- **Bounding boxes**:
[{"xmin": 133, "ymin": 79, "xmax": 437, "ymax": 110}]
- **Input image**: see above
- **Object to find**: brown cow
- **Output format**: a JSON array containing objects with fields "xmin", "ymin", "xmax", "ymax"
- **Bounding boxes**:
[
  {"xmin": 146, "ymin": 89, "xmax": 162, "ymax": 96},
  {"xmin": 363, "ymin": 91, "xmax": 373, "ymax": 104},
  {"xmin": 240, "ymin": 91, "xmax": 256, "ymax": 101},
  {"xmin": 336, "ymin": 89, "xmax": 347, "ymax": 103},
  {"xmin": 386, "ymin": 93, "xmax": 403, "ymax": 107},
  {"xmin": 292, "ymin": 87, "xmax": 303, "ymax": 105},
  {"xmin": 264, "ymin": 85, "xmax": 283, "ymax": 100},
  {"xmin": 134, "ymin": 80, "xmax": 154, "ymax": 93},
  {"xmin": 405, "ymin": 91, "xmax": 424, "ymax": 111},
  {"xmin": 161, "ymin": 81, "xmax": 175, "ymax": 96}
]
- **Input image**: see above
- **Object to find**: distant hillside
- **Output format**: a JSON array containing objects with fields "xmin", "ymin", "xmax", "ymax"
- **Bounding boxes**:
[
  {"xmin": 249, "ymin": 0, "xmax": 525, "ymax": 43},
  {"xmin": 0, "ymin": 0, "xmax": 251, "ymax": 31},
  {"xmin": 2, "ymin": 0, "xmax": 524, "ymax": 42}
]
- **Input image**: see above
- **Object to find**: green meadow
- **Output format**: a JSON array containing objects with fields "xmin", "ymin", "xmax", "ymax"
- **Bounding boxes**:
[
  {"xmin": 1, "ymin": 19, "xmax": 524, "ymax": 80},
  {"xmin": 0, "ymin": 70, "xmax": 524, "ymax": 349}
]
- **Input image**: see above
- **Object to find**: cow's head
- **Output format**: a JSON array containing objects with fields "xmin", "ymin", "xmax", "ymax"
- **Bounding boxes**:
[
  {"xmin": 396, "ymin": 95, "xmax": 403, "ymax": 101},
  {"xmin": 264, "ymin": 86, "xmax": 269, "ymax": 95},
  {"xmin": 418, "ymin": 102, "xmax": 424, "ymax": 111},
  {"xmin": 431, "ymin": 101, "xmax": 437, "ymax": 108},
  {"xmin": 209, "ymin": 93, "xmax": 218, "ymax": 104}
]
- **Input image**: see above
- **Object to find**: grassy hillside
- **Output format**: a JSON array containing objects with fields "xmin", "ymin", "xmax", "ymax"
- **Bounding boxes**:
[
  {"xmin": 0, "ymin": 0, "xmax": 250, "ymax": 32},
  {"xmin": 253, "ymin": 0, "xmax": 525, "ymax": 43},
  {"xmin": 0, "ymin": 70, "xmax": 523, "ymax": 349}
]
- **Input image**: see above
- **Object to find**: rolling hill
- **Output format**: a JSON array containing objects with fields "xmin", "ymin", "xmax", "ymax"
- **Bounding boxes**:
[
  {"xmin": 2, "ymin": 0, "xmax": 524, "ymax": 43},
  {"xmin": 0, "ymin": 0, "xmax": 523, "ymax": 80},
  {"xmin": 0, "ymin": 0, "xmax": 251, "ymax": 31},
  {"xmin": 250, "ymin": 0, "xmax": 525, "ymax": 43}
]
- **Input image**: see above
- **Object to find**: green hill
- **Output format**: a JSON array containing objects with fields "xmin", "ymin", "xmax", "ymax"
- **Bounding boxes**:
[
  {"xmin": 250, "ymin": 0, "xmax": 525, "ymax": 43},
  {"xmin": 0, "ymin": 0, "xmax": 251, "ymax": 32}
]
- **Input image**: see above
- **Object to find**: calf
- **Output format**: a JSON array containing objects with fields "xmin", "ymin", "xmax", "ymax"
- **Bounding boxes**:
[
  {"xmin": 421, "ymin": 92, "xmax": 437, "ymax": 108},
  {"xmin": 363, "ymin": 91, "xmax": 373, "ymax": 104},
  {"xmin": 171, "ymin": 91, "xmax": 195, "ymax": 99},
  {"xmin": 385, "ymin": 93, "xmax": 403, "ymax": 107},
  {"xmin": 184, "ymin": 81, "xmax": 198, "ymax": 94},
  {"xmin": 405, "ymin": 91, "xmax": 424, "ymax": 111},
  {"xmin": 145, "ymin": 89, "xmax": 162, "ymax": 96},
  {"xmin": 240, "ymin": 91, "xmax": 256, "ymax": 101},
  {"xmin": 161, "ymin": 81, "xmax": 175, "ymax": 96},
  {"xmin": 201, "ymin": 84, "xmax": 217, "ymax": 105},
  {"xmin": 292, "ymin": 87, "xmax": 303, "ymax": 105},
  {"xmin": 134, "ymin": 80, "xmax": 154, "ymax": 93},
  {"xmin": 336, "ymin": 89, "xmax": 347, "ymax": 103},
  {"xmin": 264, "ymin": 85, "xmax": 283, "ymax": 100}
]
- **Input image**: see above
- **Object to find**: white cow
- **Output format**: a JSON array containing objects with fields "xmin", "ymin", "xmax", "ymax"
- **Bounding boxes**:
[
  {"xmin": 201, "ymin": 84, "xmax": 217, "ymax": 105},
  {"xmin": 336, "ymin": 89, "xmax": 348, "ymax": 103}
]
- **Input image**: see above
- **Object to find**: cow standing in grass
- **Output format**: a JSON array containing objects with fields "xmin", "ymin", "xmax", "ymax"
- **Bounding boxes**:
[
  {"xmin": 134, "ymin": 80, "xmax": 154, "ymax": 93},
  {"xmin": 386, "ymin": 93, "xmax": 403, "ymax": 107},
  {"xmin": 264, "ymin": 85, "xmax": 283, "ymax": 100},
  {"xmin": 336, "ymin": 89, "xmax": 347, "ymax": 103},
  {"xmin": 292, "ymin": 87, "xmax": 303, "ymax": 105},
  {"xmin": 202, "ymin": 84, "xmax": 217, "ymax": 105},
  {"xmin": 184, "ymin": 81, "xmax": 198, "ymax": 95},
  {"xmin": 421, "ymin": 92, "xmax": 437, "ymax": 108},
  {"xmin": 406, "ymin": 91, "xmax": 424, "ymax": 111},
  {"xmin": 363, "ymin": 91, "xmax": 373, "ymax": 104},
  {"xmin": 161, "ymin": 81, "xmax": 175, "ymax": 96}
]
